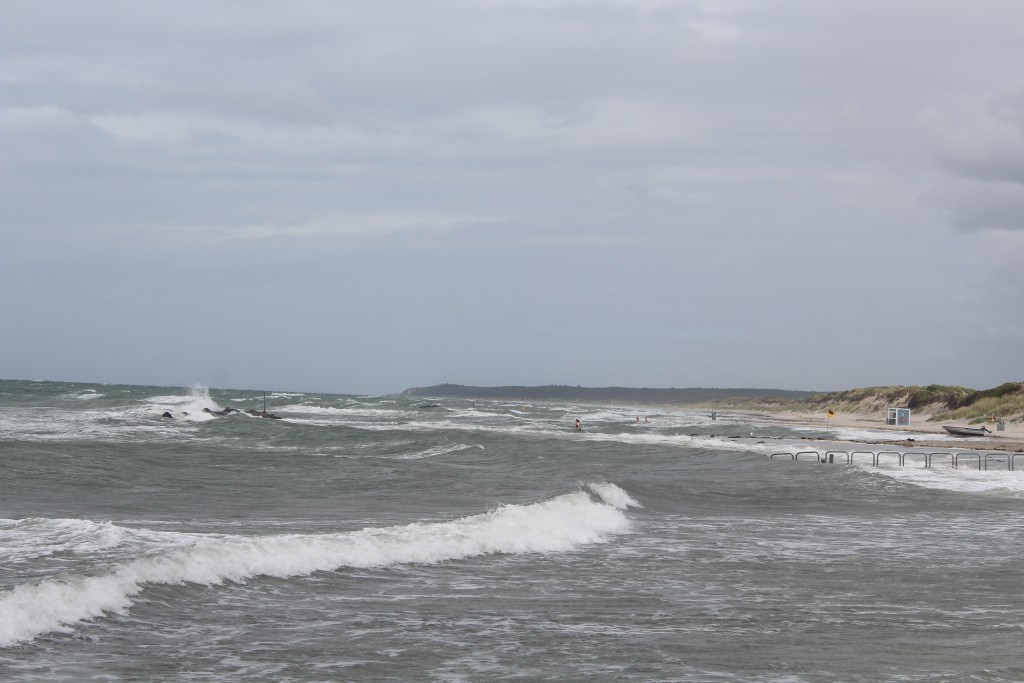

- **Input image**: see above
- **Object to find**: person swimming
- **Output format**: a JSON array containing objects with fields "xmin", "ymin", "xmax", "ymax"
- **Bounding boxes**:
[{"xmin": 575, "ymin": 419, "xmax": 582, "ymax": 431}]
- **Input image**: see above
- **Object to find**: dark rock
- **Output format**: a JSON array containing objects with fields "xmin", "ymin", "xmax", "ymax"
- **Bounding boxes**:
[
  {"xmin": 203, "ymin": 407, "xmax": 240, "ymax": 417},
  {"xmin": 245, "ymin": 409, "xmax": 281, "ymax": 419}
]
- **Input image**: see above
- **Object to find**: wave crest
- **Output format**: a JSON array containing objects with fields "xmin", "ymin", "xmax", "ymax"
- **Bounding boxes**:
[{"xmin": 0, "ymin": 484, "xmax": 635, "ymax": 647}]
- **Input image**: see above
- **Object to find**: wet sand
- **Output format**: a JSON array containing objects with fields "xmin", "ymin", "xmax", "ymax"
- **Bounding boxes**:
[{"xmin": 736, "ymin": 409, "xmax": 1024, "ymax": 453}]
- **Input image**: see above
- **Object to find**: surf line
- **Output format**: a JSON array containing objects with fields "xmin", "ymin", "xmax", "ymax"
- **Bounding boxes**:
[{"xmin": 0, "ymin": 485, "xmax": 640, "ymax": 647}]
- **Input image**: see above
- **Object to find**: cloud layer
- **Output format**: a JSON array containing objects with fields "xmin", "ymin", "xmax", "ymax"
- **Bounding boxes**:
[{"xmin": 2, "ymin": 1, "xmax": 1022, "ymax": 393}]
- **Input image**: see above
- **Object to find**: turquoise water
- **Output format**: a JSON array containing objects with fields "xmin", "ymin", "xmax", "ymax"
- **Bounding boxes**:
[{"xmin": 3, "ymin": 379, "xmax": 1024, "ymax": 681}]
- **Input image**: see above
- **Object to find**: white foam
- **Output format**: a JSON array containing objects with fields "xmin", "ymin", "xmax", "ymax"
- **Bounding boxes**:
[
  {"xmin": 576, "ymin": 429, "xmax": 784, "ymax": 454},
  {"xmin": 144, "ymin": 385, "xmax": 223, "ymax": 421},
  {"xmin": 755, "ymin": 443, "xmax": 1024, "ymax": 497},
  {"xmin": 587, "ymin": 482, "xmax": 642, "ymax": 509},
  {"xmin": 389, "ymin": 443, "xmax": 481, "ymax": 460},
  {"xmin": 0, "ymin": 406, "xmax": 184, "ymax": 442},
  {"xmin": 448, "ymin": 409, "xmax": 518, "ymax": 420},
  {"xmin": 809, "ymin": 425, "xmax": 957, "ymax": 443},
  {"xmin": 0, "ymin": 485, "xmax": 635, "ymax": 646},
  {"xmin": 860, "ymin": 462, "xmax": 1024, "ymax": 495},
  {"xmin": 576, "ymin": 409, "xmax": 641, "ymax": 422},
  {"xmin": 59, "ymin": 389, "xmax": 102, "ymax": 401},
  {"xmin": 281, "ymin": 405, "xmax": 416, "ymax": 419},
  {"xmin": 0, "ymin": 518, "xmax": 135, "ymax": 561}
]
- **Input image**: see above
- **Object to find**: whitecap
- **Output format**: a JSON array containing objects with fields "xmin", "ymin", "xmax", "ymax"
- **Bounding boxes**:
[{"xmin": 0, "ymin": 487, "xmax": 636, "ymax": 647}]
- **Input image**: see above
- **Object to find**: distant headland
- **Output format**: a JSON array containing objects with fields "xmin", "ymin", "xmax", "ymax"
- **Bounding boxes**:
[
  {"xmin": 401, "ymin": 382, "xmax": 1024, "ymax": 424},
  {"xmin": 402, "ymin": 384, "xmax": 818, "ymax": 403}
]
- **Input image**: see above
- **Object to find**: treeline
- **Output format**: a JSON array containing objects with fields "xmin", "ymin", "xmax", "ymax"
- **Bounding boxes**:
[{"xmin": 401, "ymin": 383, "xmax": 817, "ymax": 403}]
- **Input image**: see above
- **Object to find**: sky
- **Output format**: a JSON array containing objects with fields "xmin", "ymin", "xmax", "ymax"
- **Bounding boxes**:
[{"xmin": 2, "ymin": 0, "xmax": 1023, "ymax": 395}]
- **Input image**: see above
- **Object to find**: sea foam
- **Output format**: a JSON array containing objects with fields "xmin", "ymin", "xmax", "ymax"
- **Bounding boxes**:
[{"xmin": 0, "ymin": 484, "xmax": 635, "ymax": 647}]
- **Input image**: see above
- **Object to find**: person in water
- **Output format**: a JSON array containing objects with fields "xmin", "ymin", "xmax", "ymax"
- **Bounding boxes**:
[{"xmin": 575, "ymin": 419, "xmax": 582, "ymax": 431}]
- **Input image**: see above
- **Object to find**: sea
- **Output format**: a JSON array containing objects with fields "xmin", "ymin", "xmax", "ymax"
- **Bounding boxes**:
[{"xmin": 3, "ymin": 379, "xmax": 1024, "ymax": 682}]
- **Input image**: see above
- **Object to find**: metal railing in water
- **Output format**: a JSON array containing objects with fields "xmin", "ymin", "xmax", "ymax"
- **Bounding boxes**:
[{"xmin": 770, "ymin": 449, "xmax": 1020, "ymax": 470}]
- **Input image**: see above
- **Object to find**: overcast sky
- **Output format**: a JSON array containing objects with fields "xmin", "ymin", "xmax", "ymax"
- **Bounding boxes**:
[{"xmin": 2, "ymin": 1, "xmax": 1023, "ymax": 395}]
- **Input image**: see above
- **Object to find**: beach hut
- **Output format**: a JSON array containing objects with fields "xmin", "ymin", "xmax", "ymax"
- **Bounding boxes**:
[{"xmin": 886, "ymin": 407, "xmax": 911, "ymax": 426}]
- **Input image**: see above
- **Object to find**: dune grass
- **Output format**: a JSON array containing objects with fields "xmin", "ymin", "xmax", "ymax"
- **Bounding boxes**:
[{"xmin": 705, "ymin": 382, "xmax": 1024, "ymax": 423}]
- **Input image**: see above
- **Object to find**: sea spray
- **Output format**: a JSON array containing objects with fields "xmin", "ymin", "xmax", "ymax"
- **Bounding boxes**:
[{"xmin": 143, "ymin": 384, "xmax": 223, "ymax": 421}]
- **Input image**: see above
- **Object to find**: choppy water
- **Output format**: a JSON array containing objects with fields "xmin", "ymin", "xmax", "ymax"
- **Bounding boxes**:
[{"xmin": 2, "ymin": 379, "xmax": 1024, "ymax": 682}]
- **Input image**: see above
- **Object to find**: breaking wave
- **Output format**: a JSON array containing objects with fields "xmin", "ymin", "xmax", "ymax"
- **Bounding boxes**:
[{"xmin": 0, "ymin": 484, "xmax": 638, "ymax": 647}]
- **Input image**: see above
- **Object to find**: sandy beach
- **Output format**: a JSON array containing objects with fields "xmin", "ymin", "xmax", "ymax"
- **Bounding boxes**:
[{"xmin": 739, "ymin": 409, "xmax": 1024, "ymax": 453}]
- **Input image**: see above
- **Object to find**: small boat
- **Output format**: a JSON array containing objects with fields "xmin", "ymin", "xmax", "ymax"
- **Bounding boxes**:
[{"xmin": 943, "ymin": 425, "xmax": 991, "ymax": 437}]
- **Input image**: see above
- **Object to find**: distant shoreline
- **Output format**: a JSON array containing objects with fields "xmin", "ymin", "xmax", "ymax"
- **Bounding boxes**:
[
  {"xmin": 401, "ymin": 383, "xmax": 818, "ymax": 404},
  {"xmin": 404, "ymin": 382, "xmax": 1024, "ymax": 452},
  {"xmin": 727, "ymin": 407, "xmax": 1024, "ymax": 453},
  {"xmin": 403, "ymin": 382, "xmax": 1024, "ymax": 425}
]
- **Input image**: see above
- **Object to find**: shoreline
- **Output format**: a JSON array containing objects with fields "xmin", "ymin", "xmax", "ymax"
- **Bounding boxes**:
[
  {"xmin": 417, "ymin": 393, "xmax": 1024, "ymax": 453},
  {"xmin": 726, "ymin": 408, "xmax": 1024, "ymax": 453}
]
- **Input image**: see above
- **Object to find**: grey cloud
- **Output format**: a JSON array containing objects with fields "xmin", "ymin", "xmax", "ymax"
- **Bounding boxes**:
[
  {"xmin": 3, "ymin": 1, "xmax": 1024, "ymax": 392},
  {"xmin": 930, "ymin": 181, "xmax": 1024, "ymax": 233},
  {"xmin": 989, "ymin": 87, "xmax": 1024, "ymax": 134},
  {"xmin": 920, "ymin": 90, "xmax": 1024, "ymax": 232}
]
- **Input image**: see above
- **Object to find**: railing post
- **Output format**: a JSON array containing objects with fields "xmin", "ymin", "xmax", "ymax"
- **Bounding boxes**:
[{"xmin": 825, "ymin": 451, "xmax": 848, "ymax": 464}]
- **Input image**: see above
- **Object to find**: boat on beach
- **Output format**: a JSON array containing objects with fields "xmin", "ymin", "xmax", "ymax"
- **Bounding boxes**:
[{"xmin": 943, "ymin": 425, "xmax": 992, "ymax": 437}]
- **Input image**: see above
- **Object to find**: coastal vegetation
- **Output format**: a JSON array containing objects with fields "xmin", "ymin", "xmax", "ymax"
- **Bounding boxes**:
[
  {"xmin": 682, "ymin": 382, "xmax": 1024, "ymax": 424},
  {"xmin": 402, "ymin": 382, "xmax": 1024, "ymax": 423},
  {"xmin": 928, "ymin": 383, "xmax": 1024, "ymax": 423}
]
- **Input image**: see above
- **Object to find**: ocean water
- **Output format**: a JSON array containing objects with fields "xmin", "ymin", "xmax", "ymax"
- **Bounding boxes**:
[{"xmin": 3, "ymin": 379, "xmax": 1024, "ymax": 682}]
